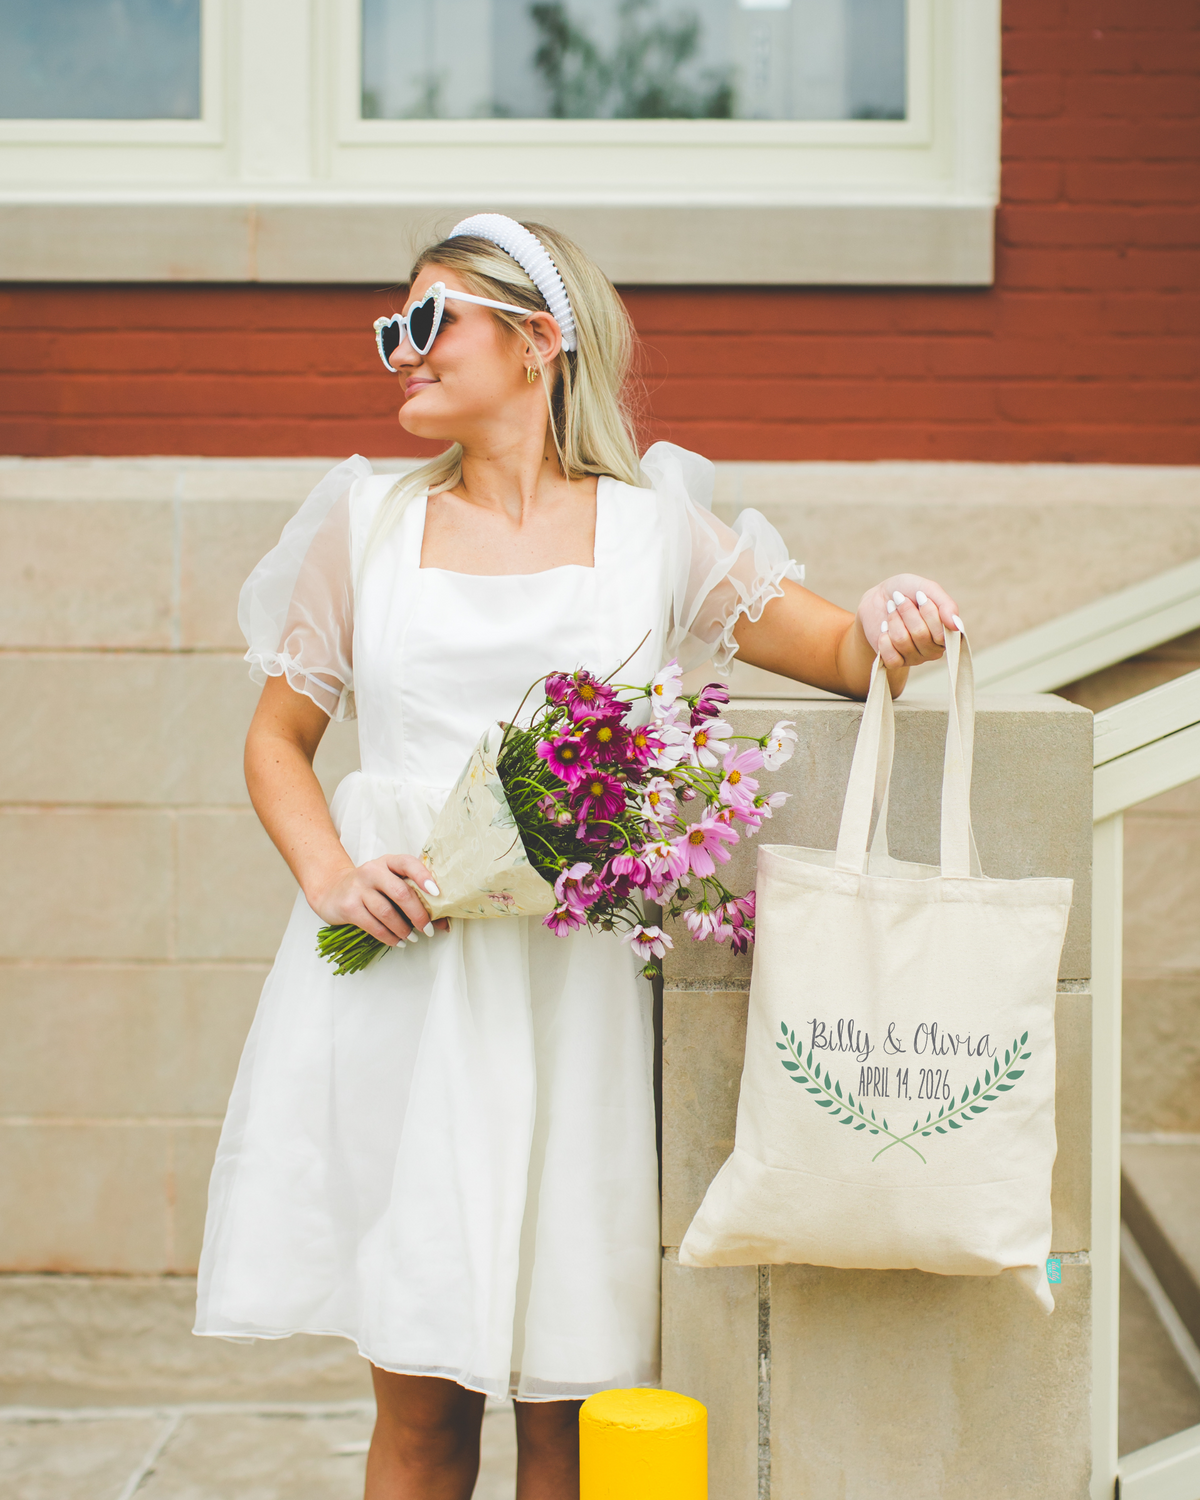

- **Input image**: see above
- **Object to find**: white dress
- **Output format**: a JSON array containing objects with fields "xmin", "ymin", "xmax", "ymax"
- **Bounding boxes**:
[{"xmin": 194, "ymin": 443, "xmax": 800, "ymax": 1400}]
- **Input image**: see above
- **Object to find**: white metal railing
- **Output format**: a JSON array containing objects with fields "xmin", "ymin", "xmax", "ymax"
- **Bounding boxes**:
[
  {"xmin": 908, "ymin": 555, "xmax": 1200, "ymax": 698},
  {"xmin": 1090, "ymin": 669, "xmax": 1200, "ymax": 1500}
]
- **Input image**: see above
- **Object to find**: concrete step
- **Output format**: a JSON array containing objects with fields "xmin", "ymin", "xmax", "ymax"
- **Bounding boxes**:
[{"xmin": 1122, "ymin": 1141, "xmax": 1200, "ymax": 1351}]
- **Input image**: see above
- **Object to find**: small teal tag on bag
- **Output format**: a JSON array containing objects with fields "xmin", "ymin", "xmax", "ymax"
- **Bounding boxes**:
[{"xmin": 1046, "ymin": 1257, "xmax": 1062, "ymax": 1284}]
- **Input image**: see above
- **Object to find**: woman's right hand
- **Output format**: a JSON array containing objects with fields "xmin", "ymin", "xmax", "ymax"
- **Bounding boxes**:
[{"xmin": 309, "ymin": 855, "xmax": 450, "ymax": 946}]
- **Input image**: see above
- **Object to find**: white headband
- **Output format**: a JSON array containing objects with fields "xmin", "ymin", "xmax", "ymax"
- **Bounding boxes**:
[{"xmin": 447, "ymin": 213, "xmax": 578, "ymax": 353}]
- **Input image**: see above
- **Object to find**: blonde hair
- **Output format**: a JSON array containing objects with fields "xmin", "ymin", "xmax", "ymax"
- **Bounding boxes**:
[{"xmin": 364, "ymin": 221, "xmax": 645, "ymax": 559}]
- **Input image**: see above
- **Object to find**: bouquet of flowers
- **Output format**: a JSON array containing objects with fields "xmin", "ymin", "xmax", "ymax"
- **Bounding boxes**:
[{"xmin": 317, "ymin": 657, "xmax": 796, "ymax": 977}]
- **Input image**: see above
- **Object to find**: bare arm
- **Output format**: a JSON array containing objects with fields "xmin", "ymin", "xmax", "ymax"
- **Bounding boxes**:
[
  {"xmin": 246, "ymin": 675, "xmax": 447, "ymax": 947},
  {"xmin": 733, "ymin": 574, "xmax": 961, "ymax": 700}
]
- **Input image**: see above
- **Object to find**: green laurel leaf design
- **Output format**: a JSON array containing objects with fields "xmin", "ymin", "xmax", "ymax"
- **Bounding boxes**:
[
  {"xmin": 776, "ymin": 1026, "xmax": 926, "ymax": 1164},
  {"xmin": 776, "ymin": 1024, "xmax": 1036, "ymax": 1167}
]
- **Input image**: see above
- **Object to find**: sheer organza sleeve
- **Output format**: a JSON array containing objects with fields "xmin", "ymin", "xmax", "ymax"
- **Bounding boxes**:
[
  {"xmin": 237, "ymin": 455, "xmax": 373, "ymax": 720},
  {"xmin": 643, "ymin": 442, "xmax": 804, "ymax": 675}
]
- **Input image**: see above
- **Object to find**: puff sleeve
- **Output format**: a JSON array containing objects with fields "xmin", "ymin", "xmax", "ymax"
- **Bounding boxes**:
[
  {"xmin": 237, "ymin": 455, "xmax": 373, "ymax": 721},
  {"xmin": 643, "ymin": 442, "xmax": 804, "ymax": 675}
]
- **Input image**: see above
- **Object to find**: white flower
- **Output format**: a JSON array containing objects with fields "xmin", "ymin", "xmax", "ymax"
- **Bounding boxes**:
[
  {"xmin": 640, "ymin": 776, "xmax": 677, "ymax": 822},
  {"xmin": 649, "ymin": 719, "xmax": 692, "ymax": 771},
  {"xmin": 689, "ymin": 718, "xmax": 732, "ymax": 769},
  {"xmin": 649, "ymin": 660, "xmax": 684, "ymax": 717},
  {"xmin": 624, "ymin": 923, "xmax": 674, "ymax": 960},
  {"xmin": 761, "ymin": 719, "xmax": 798, "ymax": 770}
]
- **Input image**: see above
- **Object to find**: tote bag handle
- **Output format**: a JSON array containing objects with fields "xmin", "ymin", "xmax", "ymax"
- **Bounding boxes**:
[{"xmin": 834, "ymin": 630, "xmax": 982, "ymax": 879}]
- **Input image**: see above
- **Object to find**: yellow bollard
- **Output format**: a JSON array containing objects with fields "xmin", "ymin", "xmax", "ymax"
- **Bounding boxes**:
[{"xmin": 579, "ymin": 1387, "xmax": 707, "ymax": 1500}]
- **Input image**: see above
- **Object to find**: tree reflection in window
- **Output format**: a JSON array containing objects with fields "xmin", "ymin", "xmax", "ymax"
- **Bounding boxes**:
[
  {"xmin": 530, "ymin": 0, "xmax": 732, "ymax": 119},
  {"xmin": 361, "ymin": 0, "xmax": 905, "ymax": 123}
]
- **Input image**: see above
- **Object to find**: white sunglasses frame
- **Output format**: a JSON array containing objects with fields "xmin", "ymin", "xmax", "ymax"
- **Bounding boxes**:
[{"xmin": 372, "ymin": 280, "xmax": 542, "ymax": 371}]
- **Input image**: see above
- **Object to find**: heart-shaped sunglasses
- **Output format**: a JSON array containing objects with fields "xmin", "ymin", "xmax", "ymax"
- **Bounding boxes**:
[{"xmin": 373, "ymin": 280, "xmax": 539, "ymax": 371}]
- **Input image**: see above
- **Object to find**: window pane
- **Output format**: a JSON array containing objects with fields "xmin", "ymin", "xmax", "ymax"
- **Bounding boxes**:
[
  {"xmin": 0, "ymin": 0, "xmax": 201, "ymax": 119},
  {"xmin": 361, "ymin": 0, "xmax": 904, "ymax": 121}
]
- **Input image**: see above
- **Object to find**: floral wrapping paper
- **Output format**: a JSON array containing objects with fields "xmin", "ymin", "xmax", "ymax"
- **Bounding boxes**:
[{"xmin": 415, "ymin": 722, "xmax": 559, "ymax": 920}]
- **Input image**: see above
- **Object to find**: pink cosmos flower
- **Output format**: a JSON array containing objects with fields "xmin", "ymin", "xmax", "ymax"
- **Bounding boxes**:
[
  {"xmin": 624, "ymin": 924, "xmax": 674, "ymax": 960},
  {"xmin": 544, "ymin": 902, "xmax": 587, "ymax": 936},
  {"xmin": 649, "ymin": 660, "xmax": 683, "ymax": 716},
  {"xmin": 719, "ymin": 746, "xmax": 762, "ymax": 810},
  {"xmin": 545, "ymin": 671, "xmax": 573, "ymax": 705},
  {"xmin": 691, "ymin": 681, "xmax": 731, "ymax": 726},
  {"xmin": 725, "ymin": 892, "xmax": 756, "ymax": 954},
  {"xmin": 536, "ymin": 734, "xmax": 591, "ymax": 785},
  {"xmin": 644, "ymin": 838, "xmax": 689, "ymax": 884},
  {"xmin": 729, "ymin": 924, "xmax": 752, "ymax": 955},
  {"xmin": 571, "ymin": 769, "xmax": 627, "ymax": 825},
  {"xmin": 676, "ymin": 816, "xmax": 738, "ymax": 878},
  {"xmin": 683, "ymin": 903, "xmax": 722, "ymax": 940},
  {"xmin": 555, "ymin": 861, "xmax": 598, "ymax": 912},
  {"xmin": 583, "ymin": 718, "xmax": 632, "ymax": 762},
  {"xmin": 608, "ymin": 850, "xmax": 649, "ymax": 884},
  {"xmin": 688, "ymin": 718, "xmax": 733, "ymax": 770}
]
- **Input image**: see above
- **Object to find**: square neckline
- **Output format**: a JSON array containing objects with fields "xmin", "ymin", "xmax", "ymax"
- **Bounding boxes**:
[{"xmin": 415, "ymin": 476, "xmax": 609, "ymax": 579}]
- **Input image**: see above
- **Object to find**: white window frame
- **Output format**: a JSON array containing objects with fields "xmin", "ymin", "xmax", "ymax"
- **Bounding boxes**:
[{"xmin": 0, "ymin": 0, "xmax": 999, "ymax": 284}]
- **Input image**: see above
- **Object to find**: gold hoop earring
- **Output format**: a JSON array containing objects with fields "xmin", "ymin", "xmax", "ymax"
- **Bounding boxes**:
[{"xmin": 526, "ymin": 366, "xmax": 539, "ymax": 384}]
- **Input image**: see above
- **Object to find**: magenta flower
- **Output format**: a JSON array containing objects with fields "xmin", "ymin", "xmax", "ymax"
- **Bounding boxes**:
[
  {"xmin": 691, "ymin": 681, "xmax": 731, "ymax": 726},
  {"xmin": 564, "ymin": 671, "xmax": 620, "ymax": 723},
  {"xmin": 545, "ymin": 671, "xmax": 573, "ymax": 705},
  {"xmin": 626, "ymin": 720, "xmax": 668, "ymax": 767},
  {"xmin": 676, "ymin": 816, "xmax": 738, "ymax": 878},
  {"xmin": 583, "ymin": 718, "xmax": 632, "ymax": 762},
  {"xmin": 536, "ymin": 734, "xmax": 591, "ymax": 785},
  {"xmin": 571, "ymin": 770, "xmax": 627, "ymax": 825},
  {"xmin": 624, "ymin": 924, "xmax": 674, "ymax": 960},
  {"xmin": 544, "ymin": 902, "xmax": 587, "ymax": 936}
]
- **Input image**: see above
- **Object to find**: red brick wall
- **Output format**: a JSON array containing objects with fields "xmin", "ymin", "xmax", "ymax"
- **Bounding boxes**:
[{"xmin": 2, "ymin": 0, "xmax": 1197, "ymax": 463}]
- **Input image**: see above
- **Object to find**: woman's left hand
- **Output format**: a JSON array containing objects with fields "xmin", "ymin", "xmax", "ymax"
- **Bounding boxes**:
[{"xmin": 857, "ymin": 575, "xmax": 961, "ymax": 681}]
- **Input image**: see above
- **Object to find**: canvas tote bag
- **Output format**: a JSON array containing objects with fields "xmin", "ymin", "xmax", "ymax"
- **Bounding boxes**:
[{"xmin": 679, "ymin": 632, "xmax": 1073, "ymax": 1310}]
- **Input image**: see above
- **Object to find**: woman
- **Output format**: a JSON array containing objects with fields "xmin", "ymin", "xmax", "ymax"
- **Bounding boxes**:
[{"xmin": 194, "ymin": 214, "xmax": 957, "ymax": 1499}]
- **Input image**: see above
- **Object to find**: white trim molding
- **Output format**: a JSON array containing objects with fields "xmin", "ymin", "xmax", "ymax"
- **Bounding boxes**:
[{"xmin": 0, "ymin": 0, "xmax": 999, "ymax": 285}]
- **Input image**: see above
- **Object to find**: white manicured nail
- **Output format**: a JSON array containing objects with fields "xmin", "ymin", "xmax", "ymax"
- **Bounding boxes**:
[
  {"xmin": 916, "ymin": 590, "xmax": 929, "ymax": 606},
  {"xmin": 892, "ymin": 590, "xmax": 905, "ymax": 605},
  {"xmin": 886, "ymin": 599, "xmax": 896, "ymax": 614},
  {"xmin": 424, "ymin": 880, "xmax": 440, "ymax": 895},
  {"xmin": 880, "ymin": 621, "xmax": 889, "ymax": 635},
  {"xmin": 422, "ymin": 923, "xmax": 435, "ymax": 937},
  {"xmin": 405, "ymin": 931, "xmax": 420, "ymax": 943},
  {"xmin": 952, "ymin": 614, "xmax": 965, "ymax": 633}
]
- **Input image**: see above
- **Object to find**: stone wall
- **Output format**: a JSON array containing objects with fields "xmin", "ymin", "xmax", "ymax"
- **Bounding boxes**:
[{"xmin": 0, "ymin": 455, "xmax": 1195, "ymax": 1278}]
